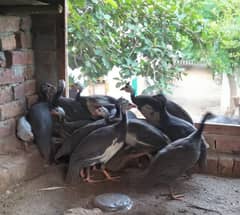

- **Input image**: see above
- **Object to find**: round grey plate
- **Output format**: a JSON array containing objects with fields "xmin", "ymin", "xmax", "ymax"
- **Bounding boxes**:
[{"xmin": 93, "ymin": 193, "xmax": 133, "ymax": 212}]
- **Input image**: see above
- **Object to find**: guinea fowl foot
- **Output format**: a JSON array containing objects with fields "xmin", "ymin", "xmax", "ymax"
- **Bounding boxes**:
[
  {"xmin": 169, "ymin": 193, "xmax": 184, "ymax": 200},
  {"xmin": 102, "ymin": 169, "xmax": 120, "ymax": 181},
  {"xmin": 80, "ymin": 167, "xmax": 105, "ymax": 183},
  {"xmin": 23, "ymin": 142, "xmax": 30, "ymax": 152},
  {"xmin": 168, "ymin": 186, "xmax": 184, "ymax": 200}
]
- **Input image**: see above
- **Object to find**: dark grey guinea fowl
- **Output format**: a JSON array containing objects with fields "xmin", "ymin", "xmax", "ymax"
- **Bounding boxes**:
[
  {"xmin": 55, "ymin": 118, "xmax": 112, "ymax": 161},
  {"xmin": 106, "ymin": 118, "xmax": 171, "ymax": 172},
  {"xmin": 27, "ymin": 82, "xmax": 57, "ymax": 162},
  {"xmin": 153, "ymin": 94, "xmax": 193, "ymax": 124},
  {"xmin": 66, "ymin": 101, "xmax": 128, "ymax": 184},
  {"xmin": 55, "ymin": 98, "xmax": 135, "ymax": 161},
  {"xmin": 121, "ymin": 83, "xmax": 193, "ymax": 125},
  {"xmin": 126, "ymin": 118, "xmax": 171, "ymax": 155},
  {"xmin": 154, "ymin": 95, "xmax": 208, "ymax": 170},
  {"xmin": 145, "ymin": 112, "xmax": 213, "ymax": 200},
  {"xmin": 121, "ymin": 83, "xmax": 161, "ymax": 125}
]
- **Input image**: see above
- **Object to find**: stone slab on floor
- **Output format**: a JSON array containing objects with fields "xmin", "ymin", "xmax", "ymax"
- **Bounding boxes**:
[{"xmin": 0, "ymin": 145, "xmax": 45, "ymax": 192}]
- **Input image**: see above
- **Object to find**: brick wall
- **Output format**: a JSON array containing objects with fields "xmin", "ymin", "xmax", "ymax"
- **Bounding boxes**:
[
  {"xmin": 0, "ymin": 16, "xmax": 38, "ymax": 153},
  {"xmin": 195, "ymin": 123, "xmax": 240, "ymax": 177},
  {"xmin": 32, "ymin": 14, "xmax": 59, "ymax": 88}
]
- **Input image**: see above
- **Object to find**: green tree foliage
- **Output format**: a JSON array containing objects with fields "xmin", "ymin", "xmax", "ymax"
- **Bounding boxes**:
[{"xmin": 68, "ymin": 0, "xmax": 240, "ymax": 91}]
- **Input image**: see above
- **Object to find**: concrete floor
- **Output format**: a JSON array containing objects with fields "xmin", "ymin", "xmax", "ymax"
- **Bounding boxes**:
[{"xmin": 0, "ymin": 165, "xmax": 239, "ymax": 215}]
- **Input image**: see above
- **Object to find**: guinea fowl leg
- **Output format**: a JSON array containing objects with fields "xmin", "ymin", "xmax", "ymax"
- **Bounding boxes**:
[
  {"xmin": 124, "ymin": 152, "xmax": 152, "ymax": 168},
  {"xmin": 101, "ymin": 165, "xmax": 120, "ymax": 181},
  {"xmin": 168, "ymin": 185, "xmax": 184, "ymax": 200},
  {"xmin": 82, "ymin": 167, "xmax": 108, "ymax": 183}
]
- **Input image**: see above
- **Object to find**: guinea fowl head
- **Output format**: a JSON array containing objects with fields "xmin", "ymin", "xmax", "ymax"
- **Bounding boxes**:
[
  {"xmin": 120, "ymin": 82, "xmax": 135, "ymax": 94},
  {"xmin": 39, "ymin": 82, "xmax": 57, "ymax": 103}
]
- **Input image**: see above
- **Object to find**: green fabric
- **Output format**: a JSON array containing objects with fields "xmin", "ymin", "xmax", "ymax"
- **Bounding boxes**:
[{"xmin": 131, "ymin": 78, "xmax": 138, "ymax": 96}]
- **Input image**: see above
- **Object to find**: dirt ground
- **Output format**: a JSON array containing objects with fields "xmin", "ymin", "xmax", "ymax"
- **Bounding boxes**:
[{"xmin": 0, "ymin": 165, "xmax": 239, "ymax": 215}]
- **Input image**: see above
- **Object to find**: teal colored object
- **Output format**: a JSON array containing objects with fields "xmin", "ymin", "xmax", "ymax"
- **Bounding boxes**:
[{"xmin": 131, "ymin": 78, "xmax": 138, "ymax": 96}]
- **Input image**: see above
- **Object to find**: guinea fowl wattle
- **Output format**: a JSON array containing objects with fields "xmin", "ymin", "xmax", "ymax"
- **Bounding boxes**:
[
  {"xmin": 66, "ymin": 100, "xmax": 129, "ymax": 183},
  {"xmin": 145, "ymin": 112, "xmax": 213, "ymax": 200}
]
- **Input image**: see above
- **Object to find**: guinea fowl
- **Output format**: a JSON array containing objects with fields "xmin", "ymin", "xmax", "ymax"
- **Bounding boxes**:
[
  {"xmin": 120, "ymin": 82, "xmax": 160, "ymax": 125},
  {"xmin": 16, "ymin": 116, "xmax": 34, "ymax": 151},
  {"xmin": 55, "ymin": 109, "xmax": 113, "ymax": 161},
  {"xmin": 27, "ymin": 82, "xmax": 58, "ymax": 162},
  {"xmin": 144, "ymin": 112, "xmax": 213, "ymax": 200},
  {"xmin": 28, "ymin": 82, "xmax": 68, "ymax": 161},
  {"xmin": 121, "ymin": 82, "xmax": 193, "ymax": 125},
  {"xmin": 66, "ymin": 100, "xmax": 129, "ymax": 183},
  {"xmin": 154, "ymin": 94, "xmax": 208, "ymax": 170},
  {"xmin": 52, "ymin": 80, "xmax": 119, "ymax": 122},
  {"xmin": 125, "ymin": 119, "xmax": 170, "ymax": 161},
  {"xmin": 106, "ymin": 118, "xmax": 171, "ymax": 172}
]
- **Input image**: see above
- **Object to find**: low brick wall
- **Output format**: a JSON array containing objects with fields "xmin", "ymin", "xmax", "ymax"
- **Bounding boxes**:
[
  {"xmin": 0, "ymin": 16, "xmax": 38, "ymax": 153},
  {"xmin": 195, "ymin": 122, "xmax": 240, "ymax": 177}
]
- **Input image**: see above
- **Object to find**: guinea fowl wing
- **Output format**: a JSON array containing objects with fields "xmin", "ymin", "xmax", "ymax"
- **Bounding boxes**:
[{"xmin": 147, "ymin": 138, "xmax": 197, "ymax": 184}]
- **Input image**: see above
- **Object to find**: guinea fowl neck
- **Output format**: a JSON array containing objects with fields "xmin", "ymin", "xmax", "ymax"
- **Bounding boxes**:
[
  {"xmin": 129, "ymin": 88, "xmax": 137, "ymax": 104},
  {"xmin": 115, "ymin": 106, "xmax": 128, "ymax": 138}
]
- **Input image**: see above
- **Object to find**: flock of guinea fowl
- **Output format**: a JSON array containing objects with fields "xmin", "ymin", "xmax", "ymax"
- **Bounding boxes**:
[{"xmin": 17, "ymin": 80, "xmax": 213, "ymax": 200}]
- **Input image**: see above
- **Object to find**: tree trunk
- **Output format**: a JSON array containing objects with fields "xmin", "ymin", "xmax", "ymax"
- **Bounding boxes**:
[{"xmin": 221, "ymin": 73, "xmax": 238, "ymax": 116}]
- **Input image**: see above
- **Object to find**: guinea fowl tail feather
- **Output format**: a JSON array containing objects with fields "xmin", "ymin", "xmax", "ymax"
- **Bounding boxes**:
[{"xmin": 196, "ymin": 112, "xmax": 214, "ymax": 136}]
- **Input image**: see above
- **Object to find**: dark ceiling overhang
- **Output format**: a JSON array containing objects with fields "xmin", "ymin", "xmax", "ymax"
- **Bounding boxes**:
[
  {"xmin": 0, "ymin": 0, "xmax": 63, "ymax": 15},
  {"xmin": 0, "ymin": 0, "xmax": 60, "ymax": 5}
]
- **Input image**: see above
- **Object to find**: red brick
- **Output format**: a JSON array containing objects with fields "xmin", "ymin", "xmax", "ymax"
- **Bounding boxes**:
[
  {"xmin": 5, "ymin": 50, "xmax": 33, "ymax": 66},
  {"xmin": 0, "ymin": 16, "xmax": 20, "ymax": 33},
  {"xmin": 206, "ymin": 153, "xmax": 218, "ymax": 175},
  {"xmin": 13, "ymin": 83, "xmax": 24, "ymax": 100},
  {"xmin": 24, "ymin": 80, "xmax": 36, "ymax": 96},
  {"xmin": 23, "ymin": 66, "xmax": 34, "ymax": 80},
  {"xmin": 0, "ymin": 86, "xmax": 13, "ymax": 105},
  {"xmin": 15, "ymin": 31, "xmax": 32, "ymax": 49},
  {"xmin": 0, "ymin": 136, "xmax": 22, "ymax": 154},
  {"xmin": 0, "ymin": 119, "xmax": 16, "ymax": 138},
  {"xmin": 0, "ymin": 34, "xmax": 16, "ymax": 50},
  {"xmin": 20, "ymin": 16, "xmax": 32, "ymax": 31},
  {"xmin": 218, "ymin": 155, "xmax": 234, "ymax": 177},
  {"xmin": 26, "ymin": 94, "xmax": 38, "ymax": 108},
  {"xmin": 233, "ymin": 158, "xmax": 240, "ymax": 177},
  {"xmin": 0, "ymin": 68, "xmax": 24, "ymax": 85},
  {"xmin": 215, "ymin": 135, "xmax": 240, "ymax": 153},
  {"xmin": 0, "ymin": 99, "xmax": 26, "ymax": 120}
]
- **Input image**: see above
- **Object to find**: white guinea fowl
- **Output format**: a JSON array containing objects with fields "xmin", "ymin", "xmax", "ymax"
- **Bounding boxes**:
[{"xmin": 17, "ymin": 116, "xmax": 34, "ymax": 150}]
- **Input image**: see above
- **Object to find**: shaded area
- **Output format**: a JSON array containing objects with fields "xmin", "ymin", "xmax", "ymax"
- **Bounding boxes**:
[{"xmin": 0, "ymin": 166, "xmax": 239, "ymax": 215}]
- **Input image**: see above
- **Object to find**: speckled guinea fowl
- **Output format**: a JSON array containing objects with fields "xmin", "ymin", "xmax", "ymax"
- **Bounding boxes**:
[
  {"xmin": 55, "ymin": 98, "xmax": 135, "ymax": 161},
  {"xmin": 27, "ymin": 81, "xmax": 59, "ymax": 162},
  {"xmin": 121, "ymin": 83, "xmax": 160, "ymax": 125},
  {"xmin": 106, "ymin": 118, "xmax": 171, "ymax": 172},
  {"xmin": 66, "ymin": 101, "xmax": 128, "ymax": 183},
  {"xmin": 55, "ymin": 118, "xmax": 114, "ymax": 161},
  {"xmin": 153, "ymin": 93, "xmax": 193, "ymax": 124},
  {"xmin": 154, "ymin": 94, "xmax": 208, "ymax": 170},
  {"xmin": 121, "ymin": 83, "xmax": 193, "ymax": 125},
  {"xmin": 144, "ymin": 112, "xmax": 213, "ymax": 200},
  {"xmin": 125, "ymin": 118, "xmax": 171, "ymax": 157},
  {"xmin": 16, "ymin": 116, "xmax": 34, "ymax": 151}
]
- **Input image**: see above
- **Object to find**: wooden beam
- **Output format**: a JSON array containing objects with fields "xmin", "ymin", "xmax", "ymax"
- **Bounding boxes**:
[{"xmin": 0, "ymin": 4, "xmax": 63, "ymax": 15}]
